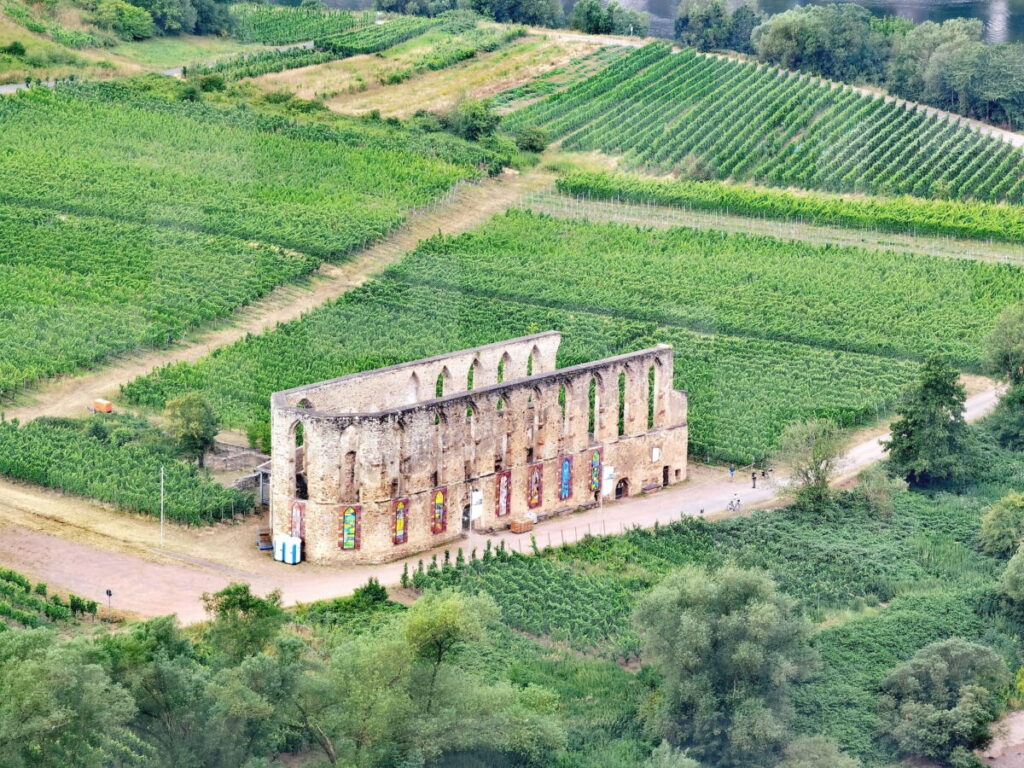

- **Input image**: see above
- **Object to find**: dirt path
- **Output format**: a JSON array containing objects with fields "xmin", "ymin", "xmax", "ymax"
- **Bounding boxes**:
[
  {"xmin": 0, "ymin": 386, "xmax": 1002, "ymax": 623},
  {"xmin": 521, "ymin": 190, "xmax": 1024, "ymax": 264},
  {"xmin": 5, "ymin": 168, "xmax": 554, "ymax": 423},
  {"xmin": 982, "ymin": 710, "xmax": 1024, "ymax": 767}
]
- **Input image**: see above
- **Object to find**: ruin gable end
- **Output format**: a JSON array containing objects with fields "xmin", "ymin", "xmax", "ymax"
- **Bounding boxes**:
[{"xmin": 269, "ymin": 332, "xmax": 688, "ymax": 564}]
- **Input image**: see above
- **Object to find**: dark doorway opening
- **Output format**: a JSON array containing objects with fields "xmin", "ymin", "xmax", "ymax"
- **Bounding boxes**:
[
  {"xmin": 462, "ymin": 505, "xmax": 471, "ymax": 530},
  {"xmin": 615, "ymin": 478, "xmax": 629, "ymax": 499},
  {"xmin": 662, "ymin": 466, "xmax": 670, "ymax": 487}
]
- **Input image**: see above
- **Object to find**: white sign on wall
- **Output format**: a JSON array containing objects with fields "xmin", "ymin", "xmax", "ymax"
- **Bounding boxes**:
[
  {"xmin": 470, "ymin": 490, "xmax": 483, "ymax": 520},
  {"xmin": 652, "ymin": 446, "xmax": 661, "ymax": 462},
  {"xmin": 602, "ymin": 465, "xmax": 616, "ymax": 497}
]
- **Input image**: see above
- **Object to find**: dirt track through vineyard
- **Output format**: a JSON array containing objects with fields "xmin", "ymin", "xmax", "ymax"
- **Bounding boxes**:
[{"xmin": 4, "ymin": 167, "xmax": 554, "ymax": 423}]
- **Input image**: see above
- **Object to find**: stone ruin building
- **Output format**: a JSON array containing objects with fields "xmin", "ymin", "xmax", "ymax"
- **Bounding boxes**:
[{"xmin": 269, "ymin": 332, "xmax": 688, "ymax": 564}]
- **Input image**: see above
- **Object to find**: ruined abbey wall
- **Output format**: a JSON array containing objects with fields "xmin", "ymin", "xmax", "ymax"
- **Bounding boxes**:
[{"xmin": 269, "ymin": 332, "xmax": 688, "ymax": 565}]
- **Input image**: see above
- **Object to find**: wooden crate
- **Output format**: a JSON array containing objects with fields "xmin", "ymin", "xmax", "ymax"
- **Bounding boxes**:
[{"xmin": 510, "ymin": 520, "xmax": 534, "ymax": 534}]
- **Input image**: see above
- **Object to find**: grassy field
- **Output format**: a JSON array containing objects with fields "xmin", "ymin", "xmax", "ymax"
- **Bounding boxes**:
[{"xmin": 107, "ymin": 34, "xmax": 268, "ymax": 69}]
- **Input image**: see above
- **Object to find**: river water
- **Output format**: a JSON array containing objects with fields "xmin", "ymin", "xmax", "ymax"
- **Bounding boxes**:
[{"xmin": 642, "ymin": 0, "xmax": 1024, "ymax": 42}]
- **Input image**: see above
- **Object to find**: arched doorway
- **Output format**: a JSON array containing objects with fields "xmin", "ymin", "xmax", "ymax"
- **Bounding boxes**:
[{"xmin": 615, "ymin": 478, "xmax": 629, "ymax": 499}]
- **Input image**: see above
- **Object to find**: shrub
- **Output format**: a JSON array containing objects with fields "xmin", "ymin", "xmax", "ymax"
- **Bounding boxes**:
[
  {"xmin": 1, "ymin": 41, "xmax": 26, "ymax": 57},
  {"xmin": 198, "ymin": 74, "xmax": 225, "ymax": 93},
  {"xmin": 514, "ymin": 126, "xmax": 548, "ymax": 152},
  {"xmin": 443, "ymin": 98, "xmax": 499, "ymax": 141},
  {"xmin": 980, "ymin": 492, "xmax": 1024, "ymax": 557},
  {"xmin": 879, "ymin": 638, "xmax": 1009, "ymax": 765}
]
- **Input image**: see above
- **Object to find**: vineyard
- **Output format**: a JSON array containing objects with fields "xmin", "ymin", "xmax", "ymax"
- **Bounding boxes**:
[
  {"xmin": 0, "ymin": 201, "xmax": 317, "ymax": 402},
  {"xmin": 122, "ymin": 207, "xmax": 1024, "ymax": 461},
  {"xmin": 0, "ymin": 81, "xmax": 496, "ymax": 398},
  {"xmin": 119, "ymin": 207, "xmax": 1024, "ymax": 462},
  {"xmin": 315, "ymin": 16, "xmax": 439, "ymax": 57},
  {"xmin": 505, "ymin": 44, "xmax": 1024, "ymax": 203},
  {"xmin": 0, "ymin": 415, "xmax": 252, "ymax": 525},
  {"xmin": 556, "ymin": 170, "xmax": 1024, "ymax": 245},
  {"xmin": 230, "ymin": 4, "xmax": 369, "ymax": 45},
  {"xmin": 195, "ymin": 18, "xmax": 525, "ymax": 83},
  {"xmin": 377, "ymin": 24, "xmax": 527, "ymax": 85},
  {"xmin": 0, "ymin": 567, "xmax": 97, "ymax": 630},
  {"xmin": 387, "ymin": 210, "xmax": 1024, "ymax": 366}
]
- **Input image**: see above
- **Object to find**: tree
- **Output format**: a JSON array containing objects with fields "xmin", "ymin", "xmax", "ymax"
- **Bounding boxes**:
[
  {"xmin": 985, "ymin": 304, "xmax": 1024, "ymax": 386},
  {"xmin": 404, "ymin": 589, "xmax": 496, "ymax": 710},
  {"xmin": 675, "ymin": 0, "xmax": 729, "ymax": 50},
  {"xmin": 93, "ymin": 0, "xmax": 156, "ymax": 39},
  {"xmin": 979, "ymin": 492, "xmax": 1024, "ymax": 557},
  {"xmin": 442, "ymin": 98, "xmax": 499, "ymax": 141},
  {"xmin": 164, "ymin": 392, "xmax": 219, "ymax": 468},
  {"xmin": 0, "ymin": 630, "xmax": 141, "ymax": 767},
  {"xmin": 887, "ymin": 18, "xmax": 983, "ymax": 103},
  {"xmin": 201, "ymin": 583, "xmax": 286, "ymax": 664},
  {"xmin": 633, "ymin": 566, "xmax": 816, "ymax": 767},
  {"xmin": 778, "ymin": 736, "xmax": 860, "ymax": 768},
  {"xmin": 752, "ymin": 4, "xmax": 887, "ymax": 83},
  {"xmin": 884, "ymin": 356, "xmax": 974, "ymax": 487},
  {"xmin": 1000, "ymin": 544, "xmax": 1024, "ymax": 602},
  {"xmin": 775, "ymin": 417, "xmax": 843, "ymax": 501},
  {"xmin": 880, "ymin": 638, "xmax": 1008, "ymax": 765}
]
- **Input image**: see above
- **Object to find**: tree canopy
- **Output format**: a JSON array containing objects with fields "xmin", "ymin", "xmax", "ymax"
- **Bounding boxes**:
[
  {"xmin": 884, "ymin": 356, "xmax": 973, "ymax": 487},
  {"xmin": 633, "ymin": 565, "xmax": 817, "ymax": 767}
]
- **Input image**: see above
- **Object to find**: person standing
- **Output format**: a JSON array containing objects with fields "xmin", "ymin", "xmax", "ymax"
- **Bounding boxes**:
[
  {"xmin": 729, "ymin": 463, "xmax": 736, "ymax": 480},
  {"xmin": 752, "ymin": 471, "xmax": 757, "ymax": 489}
]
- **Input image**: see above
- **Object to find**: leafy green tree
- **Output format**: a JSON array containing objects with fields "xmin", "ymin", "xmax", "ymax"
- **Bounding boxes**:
[
  {"xmin": 884, "ymin": 356, "xmax": 974, "ymax": 487},
  {"xmin": 980, "ymin": 492, "xmax": 1024, "ymax": 557},
  {"xmin": 93, "ymin": 0, "xmax": 156, "ymax": 39},
  {"xmin": 879, "ymin": 638, "xmax": 1008, "ymax": 765},
  {"xmin": 515, "ymin": 125, "xmax": 548, "ymax": 152},
  {"xmin": 990, "ymin": 385, "xmax": 1024, "ymax": 450},
  {"xmin": 752, "ymin": 4, "xmax": 888, "ymax": 83},
  {"xmin": 0, "ymin": 630, "xmax": 142, "ymax": 767},
  {"xmin": 985, "ymin": 304, "xmax": 1024, "ymax": 385},
  {"xmin": 778, "ymin": 736, "xmax": 860, "ymax": 768},
  {"xmin": 1000, "ymin": 544, "xmax": 1024, "ymax": 602},
  {"xmin": 201, "ymin": 583, "xmax": 286, "ymax": 664},
  {"xmin": 633, "ymin": 566, "xmax": 816, "ymax": 767},
  {"xmin": 404, "ymin": 589, "xmax": 497, "ymax": 709},
  {"xmin": 443, "ymin": 98, "xmax": 500, "ymax": 141},
  {"xmin": 164, "ymin": 392, "xmax": 219, "ymax": 468},
  {"xmin": 775, "ymin": 417, "xmax": 843, "ymax": 501},
  {"xmin": 675, "ymin": 0, "xmax": 729, "ymax": 50},
  {"xmin": 887, "ymin": 19, "xmax": 983, "ymax": 103}
]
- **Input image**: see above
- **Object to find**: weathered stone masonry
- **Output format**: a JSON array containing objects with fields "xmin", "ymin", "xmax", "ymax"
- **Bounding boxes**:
[{"xmin": 269, "ymin": 332, "xmax": 688, "ymax": 564}]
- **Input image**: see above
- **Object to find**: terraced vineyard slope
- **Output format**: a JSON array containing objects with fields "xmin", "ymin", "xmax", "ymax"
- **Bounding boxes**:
[
  {"xmin": 506, "ymin": 44, "xmax": 1024, "ymax": 202},
  {"xmin": 230, "ymin": 3, "xmax": 370, "ymax": 45},
  {"xmin": 0, "ymin": 81, "xmax": 497, "ymax": 400}
]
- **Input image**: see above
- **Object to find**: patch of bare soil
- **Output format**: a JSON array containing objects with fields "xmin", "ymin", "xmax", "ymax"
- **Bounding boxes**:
[{"xmin": 982, "ymin": 711, "xmax": 1024, "ymax": 767}]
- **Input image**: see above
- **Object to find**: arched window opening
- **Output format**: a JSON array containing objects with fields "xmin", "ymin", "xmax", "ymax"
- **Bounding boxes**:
[
  {"xmin": 647, "ymin": 365, "xmax": 656, "ymax": 430},
  {"xmin": 617, "ymin": 371, "xmax": 626, "ymax": 437},
  {"xmin": 342, "ymin": 450, "xmax": 356, "ymax": 500},
  {"xmin": 498, "ymin": 351, "xmax": 511, "ymax": 384},
  {"xmin": 527, "ymin": 351, "xmax": 534, "ymax": 376},
  {"xmin": 559, "ymin": 384, "xmax": 567, "ymax": 424},
  {"xmin": 293, "ymin": 422, "xmax": 308, "ymax": 500},
  {"xmin": 405, "ymin": 372, "xmax": 420, "ymax": 404},
  {"xmin": 587, "ymin": 378, "xmax": 597, "ymax": 441}
]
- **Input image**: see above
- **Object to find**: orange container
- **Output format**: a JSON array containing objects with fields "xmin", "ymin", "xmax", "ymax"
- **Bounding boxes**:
[
  {"xmin": 510, "ymin": 520, "xmax": 534, "ymax": 534},
  {"xmin": 92, "ymin": 399, "xmax": 113, "ymax": 413}
]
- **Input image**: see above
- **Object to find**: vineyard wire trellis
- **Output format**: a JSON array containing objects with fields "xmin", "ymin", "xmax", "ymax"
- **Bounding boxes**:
[{"xmin": 512, "ymin": 189, "xmax": 1024, "ymax": 265}]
